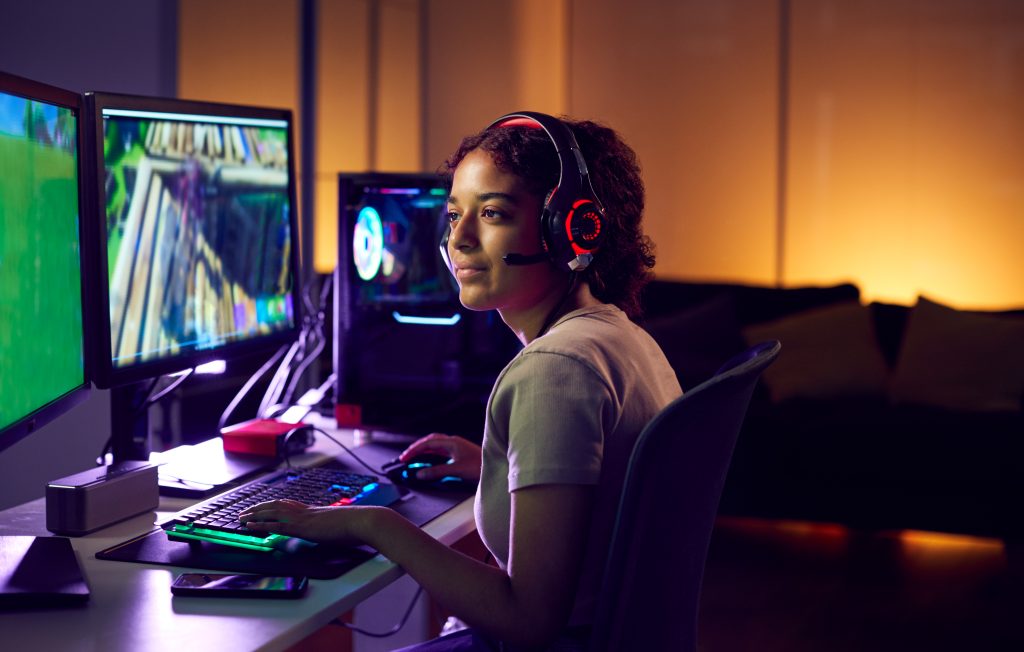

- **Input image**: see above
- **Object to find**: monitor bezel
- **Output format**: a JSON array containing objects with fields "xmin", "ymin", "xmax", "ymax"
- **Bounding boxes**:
[
  {"xmin": 0, "ymin": 70, "xmax": 92, "ymax": 452},
  {"xmin": 82, "ymin": 91, "xmax": 303, "ymax": 389}
]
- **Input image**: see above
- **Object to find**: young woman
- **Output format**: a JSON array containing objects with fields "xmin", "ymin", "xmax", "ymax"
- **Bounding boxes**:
[{"xmin": 240, "ymin": 113, "xmax": 682, "ymax": 651}]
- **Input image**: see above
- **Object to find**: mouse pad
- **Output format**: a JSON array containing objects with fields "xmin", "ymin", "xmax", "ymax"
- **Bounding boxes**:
[{"xmin": 95, "ymin": 443, "xmax": 474, "ymax": 580}]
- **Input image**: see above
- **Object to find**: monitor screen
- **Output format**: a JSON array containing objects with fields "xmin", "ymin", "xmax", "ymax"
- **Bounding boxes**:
[
  {"xmin": 334, "ymin": 173, "xmax": 519, "ymax": 438},
  {"xmin": 85, "ymin": 93, "xmax": 301, "ymax": 387},
  {"xmin": 0, "ymin": 72, "xmax": 88, "ymax": 449}
]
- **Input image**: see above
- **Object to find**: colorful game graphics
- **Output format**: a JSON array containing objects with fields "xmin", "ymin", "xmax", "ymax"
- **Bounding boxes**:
[{"xmin": 101, "ymin": 109, "xmax": 295, "ymax": 368}]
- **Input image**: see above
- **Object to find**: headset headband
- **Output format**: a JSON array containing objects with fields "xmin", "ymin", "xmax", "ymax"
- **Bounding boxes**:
[{"xmin": 486, "ymin": 111, "xmax": 605, "ymax": 217}]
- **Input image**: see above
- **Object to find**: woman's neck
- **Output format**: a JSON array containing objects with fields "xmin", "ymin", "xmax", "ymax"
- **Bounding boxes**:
[{"xmin": 500, "ymin": 279, "xmax": 601, "ymax": 346}]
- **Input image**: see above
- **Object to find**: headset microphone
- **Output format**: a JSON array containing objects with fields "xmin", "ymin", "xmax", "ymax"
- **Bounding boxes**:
[{"xmin": 502, "ymin": 252, "xmax": 549, "ymax": 266}]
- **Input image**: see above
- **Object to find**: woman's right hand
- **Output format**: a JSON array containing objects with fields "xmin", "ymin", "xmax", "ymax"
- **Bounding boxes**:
[{"xmin": 399, "ymin": 433, "xmax": 482, "ymax": 482}]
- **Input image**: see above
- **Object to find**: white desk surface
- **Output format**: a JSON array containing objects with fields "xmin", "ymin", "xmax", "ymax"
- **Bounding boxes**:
[{"xmin": 0, "ymin": 426, "xmax": 475, "ymax": 652}]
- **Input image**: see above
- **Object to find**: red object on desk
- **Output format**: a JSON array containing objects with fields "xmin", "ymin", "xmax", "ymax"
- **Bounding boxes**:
[
  {"xmin": 221, "ymin": 419, "xmax": 301, "ymax": 457},
  {"xmin": 335, "ymin": 403, "xmax": 362, "ymax": 428}
]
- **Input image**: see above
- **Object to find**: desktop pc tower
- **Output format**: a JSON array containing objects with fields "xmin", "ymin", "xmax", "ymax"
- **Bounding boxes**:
[{"xmin": 333, "ymin": 173, "xmax": 520, "ymax": 441}]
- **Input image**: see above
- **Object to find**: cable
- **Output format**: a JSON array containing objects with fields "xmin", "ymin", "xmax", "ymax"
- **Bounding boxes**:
[
  {"xmin": 330, "ymin": 585, "xmax": 425, "ymax": 638},
  {"xmin": 287, "ymin": 426, "xmax": 384, "ymax": 476},
  {"xmin": 312, "ymin": 373, "xmax": 335, "ymax": 399},
  {"xmin": 282, "ymin": 331, "xmax": 325, "ymax": 405},
  {"xmin": 223, "ymin": 274, "xmax": 331, "ymax": 428},
  {"xmin": 218, "ymin": 343, "xmax": 290, "ymax": 431},
  {"xmin": 282, "ymin": 274, "xmax": 332, "ymax": 407},
  {"xmin": 259, "ymin": 337, "xmax": 302, "ymax": 418},
  {"xmin": 143, "ymin": 369, "xmax": 193, "ymax": 408}
]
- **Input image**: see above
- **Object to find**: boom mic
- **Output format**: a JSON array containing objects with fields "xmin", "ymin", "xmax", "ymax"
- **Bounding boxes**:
[{"xmin": 502, "ymin": 252, "xmax": 549, "ymax": 266}]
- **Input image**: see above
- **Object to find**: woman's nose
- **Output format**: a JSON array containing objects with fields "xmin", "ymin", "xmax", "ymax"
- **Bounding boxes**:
[{"xmin": 449, "ymin": 214, "xmax": 477, "ymax": 250}]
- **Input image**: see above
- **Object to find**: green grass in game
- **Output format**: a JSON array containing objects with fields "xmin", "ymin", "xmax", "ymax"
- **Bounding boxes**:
[{"xmin": 0, "ymin": 109, "xmax": 84, "ymax": 432}]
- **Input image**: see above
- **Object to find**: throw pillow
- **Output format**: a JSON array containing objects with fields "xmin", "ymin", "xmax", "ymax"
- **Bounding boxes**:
[
  {"xmin": 889, "ymin": 296, "xmax": 1024, "ymax": 412},
  {"xmin": 742, "ymin": 300, "xmax": 889, "ymax": 402},
  {"xmin": 643, "ymin": 293, "xmax": 745, "ymax": 390}
]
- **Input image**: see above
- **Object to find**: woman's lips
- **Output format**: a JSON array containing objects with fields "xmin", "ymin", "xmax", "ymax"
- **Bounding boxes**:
[{"xmin": 455, "ymin": 266, "xmax": 485, "ymax": 281}]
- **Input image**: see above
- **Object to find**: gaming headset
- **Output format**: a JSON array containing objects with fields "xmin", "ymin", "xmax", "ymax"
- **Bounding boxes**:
[{"xmin": 440, "ymin": 111, "xmax": 608, "ymax": 273}]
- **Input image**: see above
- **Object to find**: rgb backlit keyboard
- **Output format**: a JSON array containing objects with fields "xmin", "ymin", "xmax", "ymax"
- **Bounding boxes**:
[{"xmin": 162, "ymin": 464, "xmax": 400, "ymax": 551}]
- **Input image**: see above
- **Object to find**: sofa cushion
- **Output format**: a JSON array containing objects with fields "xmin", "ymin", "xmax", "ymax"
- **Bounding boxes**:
[
  {"xmin": 643, "ymin": 293, "xmax": 745, "ymax": 390},
  {"xmin": 640, "ymin": 280, "xmax": 860, "ymax": 325},
  {"xmin": 889, "ymin": 296, "xmax": 1024, "ymax": 412},
  {"xmin": 742, "ymin": 301, "xmax": 889, "ymax": 402}
]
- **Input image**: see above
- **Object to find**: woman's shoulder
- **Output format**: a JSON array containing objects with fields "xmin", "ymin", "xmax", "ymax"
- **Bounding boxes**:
[
  {"xmin": 534, "ymin": 304, "xmax": 650, "ymax": 352},
  {"xmin": 514, "ymin": 304, "xmax": 663, "ymax": 378}
]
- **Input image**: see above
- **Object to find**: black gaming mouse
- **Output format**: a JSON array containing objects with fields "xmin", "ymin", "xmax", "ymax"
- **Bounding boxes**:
[{"xmin": 382, "ymin": 454, "xmax": 476, "ymax": 492}]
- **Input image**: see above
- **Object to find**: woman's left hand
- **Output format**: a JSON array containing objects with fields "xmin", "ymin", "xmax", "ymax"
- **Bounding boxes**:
[{"xmin": 238, "ymin": 499, "xmax": 377, "ymax": 547}]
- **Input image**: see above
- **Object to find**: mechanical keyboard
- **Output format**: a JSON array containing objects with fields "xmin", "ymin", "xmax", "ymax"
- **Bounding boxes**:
[{"xmin": 162, "ymin": 463, "xmax": 401, "ymax": 552}]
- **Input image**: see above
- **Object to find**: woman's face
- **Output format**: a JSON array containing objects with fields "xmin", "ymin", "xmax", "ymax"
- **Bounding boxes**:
[{"xmin": 446, "ymin": 149, "xmax": 563, "ymax": 319}]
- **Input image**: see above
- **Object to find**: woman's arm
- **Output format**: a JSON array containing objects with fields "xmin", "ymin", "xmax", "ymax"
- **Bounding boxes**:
[
  {"xmin": 240, "ymin": 483, "xmax": 593, "ymax": 647},
  {"xmin": 373, "ymin": 483, "xmax": 593, "ymax": 646}
]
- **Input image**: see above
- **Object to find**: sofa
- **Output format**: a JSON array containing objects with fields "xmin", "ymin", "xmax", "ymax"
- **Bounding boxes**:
[{"xmin": 639, "ymin": 280, "xmax": 1024, "ymax": 540}]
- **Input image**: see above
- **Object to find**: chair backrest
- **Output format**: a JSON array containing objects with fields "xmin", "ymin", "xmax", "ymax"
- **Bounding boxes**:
[{"xmin": 588, "ymin": 340, "xmax": 781, "ymax": 652}]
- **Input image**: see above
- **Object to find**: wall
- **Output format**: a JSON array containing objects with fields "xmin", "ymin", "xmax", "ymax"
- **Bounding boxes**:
[
  {"xmin": 570, "ymin": 0, "xmax": 781, "ymax": 285},
  {"xmin": 311, "ymin": 0, "xmax": 572, "ymax": 274},
  {"xmin": 0, "ymin": 0, "xmax": 177, "ymax": 509},
  {"xmin": 279, "ymin": 0, "xmax": 1024, "ymax": 308},
  {"xmin": 785, "ymin": 0, "xmax": 1024, "ymax": 308},
  {"xmin": 307, "ymin": 0, "xmax": 780, "ymax": 285}
]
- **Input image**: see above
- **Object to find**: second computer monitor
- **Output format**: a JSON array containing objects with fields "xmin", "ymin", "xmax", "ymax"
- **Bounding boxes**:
[
  {"xmin": 84, "ymin": 93, "xmax": 302, "ymax": 388},
  {"xmin": 0, "ymin": 71, "xmax": 89, "ymax": 452}
]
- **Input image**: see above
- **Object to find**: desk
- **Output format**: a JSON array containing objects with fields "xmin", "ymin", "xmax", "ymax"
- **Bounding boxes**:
[{"xmin": 0, "ymin": 427, "xmax": 476, "ymax": 652}]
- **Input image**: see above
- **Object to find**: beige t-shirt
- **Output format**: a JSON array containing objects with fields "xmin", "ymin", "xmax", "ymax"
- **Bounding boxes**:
[{"xmin": 474, "ymin": 303, "xmax": 682, "ymax": 625}]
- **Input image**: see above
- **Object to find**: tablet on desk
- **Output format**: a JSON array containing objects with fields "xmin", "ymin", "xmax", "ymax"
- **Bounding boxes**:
[{"xmin": 0, "ymin": 536, "xmax": 90, "ymax": 609}]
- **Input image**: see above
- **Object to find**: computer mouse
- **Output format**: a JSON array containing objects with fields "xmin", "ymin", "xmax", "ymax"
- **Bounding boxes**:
[{"xmin": 382, "ymin": 454, "xmax": 476, "ymax": 492}]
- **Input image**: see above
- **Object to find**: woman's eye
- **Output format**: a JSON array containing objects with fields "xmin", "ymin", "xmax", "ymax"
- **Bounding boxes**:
[
  {"xmin": 482, "ymin": 208, "xmax": 502, "ymax": 219},
  {"xmin": 446, "ymin": 211, "xmax": 460, "ymax": 223}
]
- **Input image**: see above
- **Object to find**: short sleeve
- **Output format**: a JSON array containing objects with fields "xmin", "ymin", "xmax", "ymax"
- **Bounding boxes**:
[{"xmin": 495, "ymin": 350, "xmax": 613, "ymax": 491}]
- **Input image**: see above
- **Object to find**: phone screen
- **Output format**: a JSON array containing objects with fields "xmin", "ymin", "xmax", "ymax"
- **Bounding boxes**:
[{"xmin": 171, "ymin": 573, "xmax": 307, "ymax": 598}]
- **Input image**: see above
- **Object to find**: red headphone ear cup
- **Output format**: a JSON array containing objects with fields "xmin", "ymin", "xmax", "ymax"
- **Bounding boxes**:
[{"xmin": 566, "ymin": 200, "xmax": 605, "ymax": 253}]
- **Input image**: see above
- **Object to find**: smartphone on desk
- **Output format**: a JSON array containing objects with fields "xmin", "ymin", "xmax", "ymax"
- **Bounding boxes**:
[{"xmin": 171, "ymin": 573, "xmax": 308, "ymax": 599}]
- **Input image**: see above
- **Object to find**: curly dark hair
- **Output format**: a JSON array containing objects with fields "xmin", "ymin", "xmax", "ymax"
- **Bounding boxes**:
[{"xmin": 441, "ymin": 116, "xmax": 655, "ymax": 320}]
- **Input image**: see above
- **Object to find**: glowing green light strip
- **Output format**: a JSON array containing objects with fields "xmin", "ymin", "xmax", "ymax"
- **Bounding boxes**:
[
  {"xmin": 168, "ymin": 526, "xmax": 287, "ymax": 552},
  {"xmin": 168, "ymin": 530, "xmax": 274, "ymax": 552}
]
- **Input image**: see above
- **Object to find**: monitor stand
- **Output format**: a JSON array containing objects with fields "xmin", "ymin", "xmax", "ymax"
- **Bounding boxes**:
[{"xmin": 109, "ymin": 381, "xmax": 275, "ymax": 498}]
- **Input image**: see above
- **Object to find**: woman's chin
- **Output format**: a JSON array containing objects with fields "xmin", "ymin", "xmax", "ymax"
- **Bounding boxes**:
[{"xmin": 457, "ymin": 290, "xmax": 493, "ymax": 313}]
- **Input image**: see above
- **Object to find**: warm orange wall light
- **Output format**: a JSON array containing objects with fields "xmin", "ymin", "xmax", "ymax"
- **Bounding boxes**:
[{"xmin": 784, "ymin": 0, "xmax": 1024, "ymax": 310}]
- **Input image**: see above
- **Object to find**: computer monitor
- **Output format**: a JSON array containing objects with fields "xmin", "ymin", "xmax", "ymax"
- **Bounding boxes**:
[
  {"xmin": 0, "ymin": 71, "xmax": 90, "ymax": 453},
  {"xmin": 334, "ymin": 173, "xmax": 520, "ymax": 439},
  {"xmin": 83, "ymin": 92, "xmax": 302, "ymax": 460}
]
